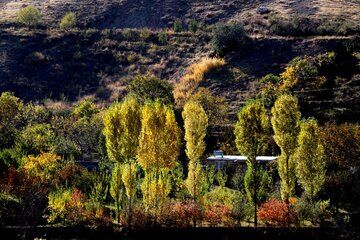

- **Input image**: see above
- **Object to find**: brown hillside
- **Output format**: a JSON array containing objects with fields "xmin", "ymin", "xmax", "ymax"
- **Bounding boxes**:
[{"xmin": 0, "ymin": 0, "xmax": 359, "ymax": 32}]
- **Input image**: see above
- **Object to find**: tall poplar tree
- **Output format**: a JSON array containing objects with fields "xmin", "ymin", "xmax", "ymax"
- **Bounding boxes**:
[
  {"xmin": 182, "ymin": 101, "xmax": 208, "ymax": 200},
  {"xmin": 110, "ymin": 162, "xmax": 124, "ymax": 223},
  {"xmin": 271, "ymin": 94, "xmax": 301, "ymax": 202},
  {"xmin": 234, "ymin": 100, "xmax": 270, "ymax": 227},
  {"xmin": 103, "ymin": 95, "xmax": 141, "ymax": 225},
  {"xmin": 138, "ymin": 101, "xmax": 180, "ymax": 216},
  {"xmin": 295, "ymin": 118, "xmax": 326, "ymax": 203}
]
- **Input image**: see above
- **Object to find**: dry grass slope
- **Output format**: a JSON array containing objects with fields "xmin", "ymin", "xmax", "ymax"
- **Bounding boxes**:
[{"xmin": 0, "ymin": 0, "xmax": 359, "ymax": 32}]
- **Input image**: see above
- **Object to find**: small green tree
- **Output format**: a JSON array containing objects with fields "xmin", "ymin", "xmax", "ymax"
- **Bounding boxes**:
[
  {"xmin": 59, "ymin": 12, "xmax": 77, "ymax": 30},
  {"xmin": 211, "ymin": 22, "xmax": 247, "ymax": 56},
  {"xmin": 234, "ymin": 100, "xmax": 270, "ymax": 227},
  {"xmin": 18, "ymin": 123, "xmax": 55, "ymax": 155},
  {"xmin": 128, "ymin": 75, "xmax": 174, "ymax": 105},
  {"xmin": 271, "ymin": 94, "xmax": 301, "ymax": 203},
  {"xmin": 295, "ymin": 118, "xmax": 326, "ymax": 203},
  {"xmin": 73, "ymin": 99, "xmax": 98, "ymax": 119},
  {"xmin": 110, "ymin": 162, "xmax": 125, "ymax": 223},
  {"xmin": 18, "ymin": 6, "xmax": 41, "ymax": 27},
  {"xmin": 189, "ymin": 19, "xmax": 199, "ymax": 33},
  {"xmin": 0, "ymin": 92, "xmax": 23, "ymax": 148},
  {"xmin": 173, "ymin": 19, "xmax": 183, "ymax": 32}
]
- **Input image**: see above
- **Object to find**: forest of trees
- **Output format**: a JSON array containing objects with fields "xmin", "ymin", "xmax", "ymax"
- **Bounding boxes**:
[
  {"xmin": 0, "ymin": 58, "xmax": 359, "ymax": 228},
  {"xmin": 0, "ymin": 6, "xmax": 359, "ymax": 229}
]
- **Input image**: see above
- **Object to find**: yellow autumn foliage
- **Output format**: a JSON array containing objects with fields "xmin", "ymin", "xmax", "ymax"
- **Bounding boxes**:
[
  {"xmin": 174, "ymin": 57, "xmax": 225, "ymax": 108},
  {"xmin": 23, "ymin": 152, "xmax": 61, "ymax": 182},
  {"xmin": 137, "ymin": 101, "xmax": 180, "ymax": 170}
]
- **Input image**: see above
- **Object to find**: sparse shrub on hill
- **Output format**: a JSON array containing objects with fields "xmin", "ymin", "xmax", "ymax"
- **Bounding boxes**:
[
  {"xmin": 269, "ymin": 14, "xmax": 358, "ymax": 36},
  {"xmin": 158, "ymin": 30, "xmax": 168, "ymax": 44},
  {"xmin": 140, "ymin": 28, "xmax": 152, "ymax": 41},
  {"xmin": 211, "ymin": 22, "xmax": 248, "ymax": 56},
  {"xmin": 60, "ymin": 12, "xmax": 77, "ymax": 30},
  {"xmin": 17, "ymin": 6, "xmax": 41, "ymax": 27},
  {"xmin": 128, "ymin": 74, "xmax": 174, "ymax": 104},
  {"xmin": 189, "ymin": 19, "xmax": 199, "ymax": 33},
  {"xmin": 280, "ymin": 56, "xmax": 326, "ymax": 90},
  {"xmin": 174, "ymin": 19, "xmax": 183, "ymax": 33},
  {"xmin": 122, "ymin": 28, "xmax": 139, "ymax": 41}
]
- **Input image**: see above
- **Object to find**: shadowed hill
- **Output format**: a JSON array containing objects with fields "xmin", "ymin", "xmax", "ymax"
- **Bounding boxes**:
[{"xmin": 0, "ymin": 0, "xmax": 359, "ymax": 32}]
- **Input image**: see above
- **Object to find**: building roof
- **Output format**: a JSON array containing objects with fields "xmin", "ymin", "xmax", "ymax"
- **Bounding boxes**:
[{"xmin": 207, "ymin": 155, "xmax": 278, "ymax": 162}]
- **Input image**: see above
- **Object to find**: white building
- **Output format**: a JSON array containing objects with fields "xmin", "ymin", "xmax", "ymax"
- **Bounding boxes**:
[{"xmin": 206, "ymin": 150, "xmax": 278, "ymax": 170}]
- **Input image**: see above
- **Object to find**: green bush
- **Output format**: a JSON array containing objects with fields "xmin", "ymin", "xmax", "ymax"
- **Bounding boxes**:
[
  {"xmin": 173, "ymin": 19, "xmax": 183, "ymax": 33},
  {"xmin": 294, "ymin": 198, "xmax": 331, "ymax": 226},
  {"xmin": 122, "ymin": 28, "xmax": 139, "ymax": 41},
  {"xmin": 60, "ymin": 12, "xmax": 77, "ymax": 30},
  {"xmin": 128, "ymin": 74, "xmax": 174, "ymax": 104},
  {"xmin": 140, "ymin": 28, "xmax": 152, "ymax": 41},
  {"xmin": 72, "ymin": 99, "xmax": 99, "ymax": 119},
  {"xmin": 189, "ymin": 19, "xmax": 199, "ymax": 33},
  {"xmin": 17, "ymin": 6, "xmax": 41, "ymax": 27},
  {"xmin": 158, "ymin": 30, "xmax": 168, "ymax": 44},
  {"xmin": 211, "ymin": 22, "xmax": 248, "ymax": 56},
  {"xmin": 18, "ymin": 123, "xmax": 55, "ymax": 155}
]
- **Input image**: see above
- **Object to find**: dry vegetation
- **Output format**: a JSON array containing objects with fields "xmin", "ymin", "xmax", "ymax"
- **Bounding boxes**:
[
  {"xmin": 174, "ymin": 57, "xmax": 225, "ymax": 108},
  {"xmin": 0, "ymin": 0, "xmax": 359, "ymax": 34}
]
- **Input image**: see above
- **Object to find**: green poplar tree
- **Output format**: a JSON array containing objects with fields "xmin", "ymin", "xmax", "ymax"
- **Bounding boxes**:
[
  {"xmin": 234, "ymin": 100, "xmax": 270, "ymax": 227},
  {"xmin": 110, "ymin": 162, "xmax": 124, "ymax": 223},
  {"xmin": 182, "ymin": 101, "xmax": 208, "ymax": 200},
  {"xmin": 271, "ymin": 94, "xmax": 301, "ymax": 202},
  {"xmin": 295, "ymin": 118, "xmax": 326, "ymax": 203},
  {"xmin": 103, "ymin": 95, "xmax": 141, "ymax": 224}
]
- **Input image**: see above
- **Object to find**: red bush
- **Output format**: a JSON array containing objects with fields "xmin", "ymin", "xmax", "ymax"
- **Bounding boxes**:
[
  {"xmin": 160, "ymin": 200, "xmax": 202, "ymax": 227},
  {"xmin": 204, "ymin": 203, "xmax": 233, "ymax": 227},
  {"xmin": 258, "ymin": 199, "xmax": 298, "ymax": 226}
]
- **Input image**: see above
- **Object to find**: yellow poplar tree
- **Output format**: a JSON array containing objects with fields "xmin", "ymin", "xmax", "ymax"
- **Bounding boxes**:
[
  {"xmin": 103, "ymin": 95, "xmax": 141, "ymax": 224},
  {"xmin": 110, "ymin": 162, "xmax": 124, "ymax": 223},
  {"xmin": 138, "ymin": 101, "xmax": 180, "ymax": 216},
  {"xmin": 137, "ymin": 101, "xmax": 180, "ymax": 170},
  {"xmin": 182, "ymin": 101, "xmax": 208, "ymax": 200},
  {"xmin": 271, "ymin": 94, "xmax": 301, "ymax": 202},
  {"xmin": 234, "ymin": 100, "xmax": 270, "ymax": 227},
  {"xmin": 295, "ymin": 118, "xmax": 326, "ymax": 203},
  {"xmin": 103, "ymin": 95, "xmax": 141, "ymax": 162}
]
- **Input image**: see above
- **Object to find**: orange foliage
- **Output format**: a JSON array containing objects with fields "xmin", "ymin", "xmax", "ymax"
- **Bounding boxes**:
[
  {"xmin": 204, "ymin": 203, "xmax": 233, "ymax": 227},
  {"xmin": 257, "ymin": 199, "xmax": 298, "ymax": 226}
]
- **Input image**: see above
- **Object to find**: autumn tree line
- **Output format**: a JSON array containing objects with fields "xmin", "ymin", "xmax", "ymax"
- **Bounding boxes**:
[{"xmin": 0, "ymin": 53, "xmax": 359, "ymax": 228}]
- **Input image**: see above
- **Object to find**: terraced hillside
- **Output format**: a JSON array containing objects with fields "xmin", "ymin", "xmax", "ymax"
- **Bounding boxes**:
[
  {"xmin": 0, "ymin": 0, "xmax": 359, "ymax": 32},
  {"xmin": 0, "ymin": 0, "xmax": 359, "ymax": 124}
]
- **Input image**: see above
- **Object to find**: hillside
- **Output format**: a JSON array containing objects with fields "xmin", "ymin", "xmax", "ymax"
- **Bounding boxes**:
[
  {"xmin": 0, "ymin": 0, "xmax": 359, "ymax": 124},
  {"xmin": 1, "ymin": 0, "xmax": 359, "ymax": 33}
]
